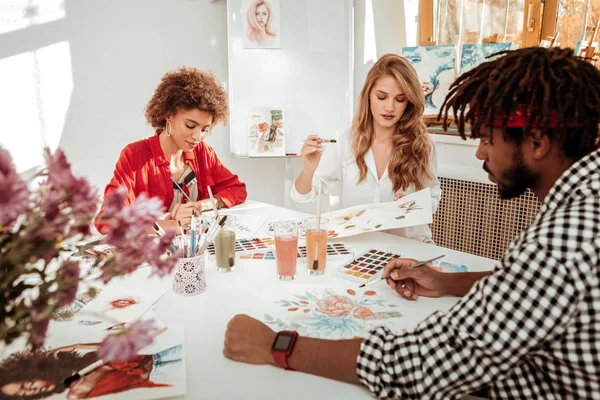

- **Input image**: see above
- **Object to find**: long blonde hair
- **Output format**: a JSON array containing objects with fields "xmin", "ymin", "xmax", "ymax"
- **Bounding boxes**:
[{"xmin": 352, "ymin": 53, "xmax": 432, "ymax": 192}]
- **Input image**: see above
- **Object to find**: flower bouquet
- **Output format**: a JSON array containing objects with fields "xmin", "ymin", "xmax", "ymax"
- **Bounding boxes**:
[{"xmin": 0, "ymin": 147, "xmax": 178, "ymax": 360}]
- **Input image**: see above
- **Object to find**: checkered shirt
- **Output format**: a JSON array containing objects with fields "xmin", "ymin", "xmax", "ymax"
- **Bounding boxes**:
[{"xmin": 357, "ymin": 150, "xmax": 600, "ymax": 399}]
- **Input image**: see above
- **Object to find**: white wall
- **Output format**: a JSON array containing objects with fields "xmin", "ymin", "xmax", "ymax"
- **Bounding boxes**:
[
  {"xmin": 1, "ymin": 0, "xmax": 288, "ymax": 207},
  {"xmin": 1, "ymin": 0, "xmax": 484, "ymax": 212}
]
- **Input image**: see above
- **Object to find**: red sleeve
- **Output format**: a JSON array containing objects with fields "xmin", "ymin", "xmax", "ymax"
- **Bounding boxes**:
[
  {"xmin": 205, "ymin": 146, "xmax": 247, "ymax": 208},
  {"xmin": 94, "ymin": 147, "xmax": 137, "ymax": 234}
]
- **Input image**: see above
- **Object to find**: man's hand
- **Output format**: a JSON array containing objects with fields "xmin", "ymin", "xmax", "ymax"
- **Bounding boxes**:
[
  {"xmin": 223, "ymin": 315, "xmax": 277, "ymax": 365},
  {"xmin": 383, "ymin": 258, "xmax": 448, "ymax": 300}
]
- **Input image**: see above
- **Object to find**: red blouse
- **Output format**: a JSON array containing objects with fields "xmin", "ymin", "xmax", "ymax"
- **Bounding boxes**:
[{"xmin": 95, "ymin": 134, "xmax": 247, "ymax": 233}]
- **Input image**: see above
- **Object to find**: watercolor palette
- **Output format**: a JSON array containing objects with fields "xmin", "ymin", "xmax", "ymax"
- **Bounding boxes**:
[
  {"xmin": 207, "ymin": 237, "xmax": 275, "ymax": 258},
  {"xmin": 332, "ymin": 249, "xmax": 402, "ymax": 283}
]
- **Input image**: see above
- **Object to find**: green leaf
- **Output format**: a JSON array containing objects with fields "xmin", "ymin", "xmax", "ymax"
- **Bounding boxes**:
[
  {"xmin": 294, "ymin": 295, "xmax": 309, "ymax": 300},
  {"xmin": 345, "ymin": 225, "xmax": 355, "ymax": 229},
  {"xmin": 356, "ymin": 209, "xmax": 366, "ymax": 217},
  {"xmin": 375, "ymin": 224, "xmax": 382, "ymax": 229},
  {"xmin": 395, "ymin": 216, "xmax": 406, "ymax": 220},
  {"xmin": 264, "ymin": 314, "xmax": 273, "ymax": 321}
]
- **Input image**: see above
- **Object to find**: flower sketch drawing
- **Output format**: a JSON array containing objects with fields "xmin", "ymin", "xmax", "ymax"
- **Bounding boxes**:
[{"xmin": 263, "ymin": 288, "xmax": 402, "ymax": 339}]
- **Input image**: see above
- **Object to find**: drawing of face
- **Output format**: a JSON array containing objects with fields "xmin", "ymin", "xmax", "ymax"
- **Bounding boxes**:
[
  {"xmin": 255, "ymin": 4, "xmax": 269, "ymax": 27},
  {"xmin": 165, "ymin": 108, "xmax": 213, "ymax": 153},
  {"xmin": 107, "ymin": 297, "xmax": 138, "ymax": 310},
  {"xmin": 1, "ymin": 380, "xmax": 56, "ymax": 397},
  {"xmin": 369, "ymin": 75, "xmax": 408, "ymax": 130},
  {"xmin": 421, "ymin": 81, "xmax": 434, "ymax": 96}
]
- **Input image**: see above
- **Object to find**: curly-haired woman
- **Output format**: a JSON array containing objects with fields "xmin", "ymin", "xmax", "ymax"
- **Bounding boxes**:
[
  {"xmin": 95, "ymin": 67, "xmax": 247, "ymax": 233},
  {"xmin": 292, "ymin": 54, "xmax": 441, "ymax": 243}
]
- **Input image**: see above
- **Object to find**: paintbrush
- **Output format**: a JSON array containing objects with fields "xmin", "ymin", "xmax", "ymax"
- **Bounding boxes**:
[
  {"xmin": 171, "ymin": 177, "xmax": 193, "ymax": 203},
  {"xmin": 313, "ymin": 184, "xmax": 323, "ymax": 271},
  {"xmin": 206, "ymin": 186, "xmax": 219, "ymax": 218},
  {"xmin": 63, "ymin": 326, "xmax": 168, "ymax": 387},
  {"xmin": 358, "ymin": 255, "xmax": 446, "ymax": 288},
  {"xmin": 197, "ymin": 215, "xmax": 228, "ymax": 255}
]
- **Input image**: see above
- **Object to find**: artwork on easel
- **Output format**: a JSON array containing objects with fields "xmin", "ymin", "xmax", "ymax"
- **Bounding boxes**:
[
  {"xmin": 262, "ymin": 288, "xmax": 402, "ymax": 339},
  {"xmin": 320, "ymin": 188, "xmax": 433, "ymax": 239},
  {"xmin": 242, "ymin": 0, "xmax": 281, "ymax": 49},
  {"xmin": 248, "ymin": 106, "xmax": 285, "ymax": 157},
  {"xmin": 0, "ymin": 325, "xmax": 186, "ymax": 400},
  {"xmin": 460, "ymin": 43, "xmax": 512, "ymax": 74},
  {"xmin": 401, "ymin": 45, "xmax": 456, "ymax": 117}
]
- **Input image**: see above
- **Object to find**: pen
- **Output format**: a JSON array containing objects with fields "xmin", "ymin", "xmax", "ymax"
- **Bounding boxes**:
[{"xmin": 358, "ymin": 255, "xmax": 446, "ymax": 288}]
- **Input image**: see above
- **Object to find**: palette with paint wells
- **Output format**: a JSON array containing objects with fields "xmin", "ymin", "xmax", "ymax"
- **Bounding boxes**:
[
  {"xmin": 206, "ymin": 237, "xmax": 275, "ymax": 258},
  {"xmin": 240, "ymin": 243, "xmax": 354, "ymax": 262},
  {"xmin": 332, "ymin": 249, "xmax": 402, "ymax": 283}
]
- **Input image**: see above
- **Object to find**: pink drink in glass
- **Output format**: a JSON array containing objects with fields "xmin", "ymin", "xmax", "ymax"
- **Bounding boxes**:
[
  {"xmin": 274, "ymin": 220, "xmax": 298, "ymax": 280},
  {"xmin": 275, "ymin": 235, "xmax": 298, "ymax": 280}
]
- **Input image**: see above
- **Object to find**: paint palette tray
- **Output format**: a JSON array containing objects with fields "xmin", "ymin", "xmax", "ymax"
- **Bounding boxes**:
[
  {"xmin": 206, "ymin": 237, "xmax": 275, "ymax": 258},
  {"xmin": 332, "ymin": 249, "xmax": 402, "ymax": 283}
]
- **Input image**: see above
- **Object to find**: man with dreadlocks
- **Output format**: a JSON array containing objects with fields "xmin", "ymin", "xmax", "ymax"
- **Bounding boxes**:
[{"xmin": 223, "ymin": 46, "xmax": 600, "ymax": 399}]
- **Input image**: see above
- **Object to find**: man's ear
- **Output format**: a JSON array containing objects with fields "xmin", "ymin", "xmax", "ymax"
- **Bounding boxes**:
[{"xmin": 525, "ymin": 129, "xmax": 552, "ymax": 160}]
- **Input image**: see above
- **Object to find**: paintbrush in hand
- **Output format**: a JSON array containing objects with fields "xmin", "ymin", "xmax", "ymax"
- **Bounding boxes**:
[{"xmin": 358, "ymin": 254, "xmax": 445, "ymax": 288}]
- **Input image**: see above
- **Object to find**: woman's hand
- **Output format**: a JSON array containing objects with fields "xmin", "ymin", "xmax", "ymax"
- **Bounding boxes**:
[
  {"xmin": 301, "ymin": 135, "xmax": 323, "ymax": 172},
  {"xmin": 169, "ymin": 202, "xmax": 201, "ymax": 226}
]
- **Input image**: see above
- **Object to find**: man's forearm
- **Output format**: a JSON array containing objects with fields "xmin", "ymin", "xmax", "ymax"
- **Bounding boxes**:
[
  {"xmin": 287, "ymin": 337, "xmax": 363, "ymax": 384},
  {"xmin": 444, "ymin": 272, "xmax": 491, "ymax": 297}
]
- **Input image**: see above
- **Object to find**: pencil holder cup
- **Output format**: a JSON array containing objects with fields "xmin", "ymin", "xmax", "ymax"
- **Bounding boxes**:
[{"xmin": 172, "ymin": 255, "xmax": 206, "ymax": 296}]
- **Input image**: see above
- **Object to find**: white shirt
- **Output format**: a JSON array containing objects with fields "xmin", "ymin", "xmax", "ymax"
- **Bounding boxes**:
[{"xmin": 291, "ymin": 129, "xmax": 441, "ymax": 242}]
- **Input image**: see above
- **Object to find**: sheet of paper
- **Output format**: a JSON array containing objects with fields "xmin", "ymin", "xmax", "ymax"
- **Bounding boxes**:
[
  {"xmin": 321, "ymin": 187, "xmax": 433, "ymax": 238},
  {"xmin": 0, "ymin": 325, "xmax": 187, "ymax": 400},
  {"xmin": 77, "ymin": 284, "xmax": 165, "ymax": 323}
]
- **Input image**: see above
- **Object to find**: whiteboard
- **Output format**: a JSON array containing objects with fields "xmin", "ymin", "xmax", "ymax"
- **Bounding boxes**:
[{"xmin": 226, "ymin": 0, "xmax": 353, "ymax": 157}]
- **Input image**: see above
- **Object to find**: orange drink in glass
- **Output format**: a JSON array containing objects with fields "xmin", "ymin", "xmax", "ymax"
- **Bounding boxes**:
[{"xmin": 304, "ymin": 217, "xmax": 328, "ymax": 275}]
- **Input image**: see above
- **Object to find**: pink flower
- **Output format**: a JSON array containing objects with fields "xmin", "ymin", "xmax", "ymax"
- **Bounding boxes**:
[
  {"xmin": 98, "ymin": 319, "xmax": 157, "ymax": 362},
  {"xmin": 0, "ymin": 147, "xmax": 30, "ymax": 226},
  {"xmin": 316, "ymin": 295, "xmax": 355, "ymax": 317},
  {"xmin": 104, "ymin": 192, "xmax": 163, "ymax": 247},
  {"xmin": 58, "ymin": 259, "xmax": 80, "ymax": 283},
  {"xmin": 31, "ymin": 318, "xmax": 49, "ymax": 349}
]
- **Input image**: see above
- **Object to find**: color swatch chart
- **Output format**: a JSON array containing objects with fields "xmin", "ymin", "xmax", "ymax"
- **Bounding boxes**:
[
  {"xmin": 239, "ymin": 243, "xmax": 353, "ymax": 261},
  {"xmin": 333, "ymin": 249, "xmax": 402, "ymax": 283},
  {"xmin": 297, "ymin": 243, "xmax": 352, "ymax": 260},
  {"xmin": 207, "ymin": 237, "xmax": 274, "ymax": 257}
]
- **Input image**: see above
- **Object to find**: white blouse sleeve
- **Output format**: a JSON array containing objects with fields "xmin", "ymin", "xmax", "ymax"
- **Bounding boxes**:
[
  {"xmin": 426, "ymin": 142, "xmax": 442, "ymax": 214},
  {"xmin": 291, "ymin": 139, "xmax": 341, "ymax": 203}
]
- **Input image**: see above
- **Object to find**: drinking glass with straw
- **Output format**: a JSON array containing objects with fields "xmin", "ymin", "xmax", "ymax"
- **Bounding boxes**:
[{"xmin": 304, "ymin": 184, "xmax": 328, "ymax": 275}]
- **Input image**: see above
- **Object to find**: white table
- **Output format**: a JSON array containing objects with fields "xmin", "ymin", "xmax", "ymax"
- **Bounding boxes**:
[{"xmin": 138, "ymin": 201, "xmax": 496, "ymax": 399}]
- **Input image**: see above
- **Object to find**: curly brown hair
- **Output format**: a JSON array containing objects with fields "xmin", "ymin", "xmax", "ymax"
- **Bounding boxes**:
[{"xmin": 145, "ymin": 67, "xmax": 229, "ymax": 129}]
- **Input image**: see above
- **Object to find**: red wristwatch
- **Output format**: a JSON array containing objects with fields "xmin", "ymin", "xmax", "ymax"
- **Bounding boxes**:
[{"xmin": 271, "ymin": 330, "xmax": 299, "ymax": 370}]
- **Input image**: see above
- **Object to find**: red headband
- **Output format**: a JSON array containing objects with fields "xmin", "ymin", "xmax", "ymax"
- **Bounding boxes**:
[{"xmin": 474, "ymin": 105, "xmax": 580, "ymax": 129}]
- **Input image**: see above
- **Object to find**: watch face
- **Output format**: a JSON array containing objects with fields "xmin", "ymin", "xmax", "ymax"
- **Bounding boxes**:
[{"xmin": 273, "ymin": 333, "xmax": 294, "ymax": 351}]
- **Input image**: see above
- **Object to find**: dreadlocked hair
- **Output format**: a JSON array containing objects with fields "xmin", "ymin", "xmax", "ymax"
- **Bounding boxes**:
[{"xmin": 439, "ymin": 46, "xmax": 600, "ymax": 159}]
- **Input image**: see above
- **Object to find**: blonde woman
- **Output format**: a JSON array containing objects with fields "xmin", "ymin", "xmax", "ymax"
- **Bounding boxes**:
[{"xmin": 292, "ymin": 54, "xmax": 441, "ymax": 242}]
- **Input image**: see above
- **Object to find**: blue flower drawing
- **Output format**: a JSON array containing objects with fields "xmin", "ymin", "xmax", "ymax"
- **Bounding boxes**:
[
  {"xmin": 460, "ymin": 43, "xmax": 512, "ymax": 75},
  {"xmin": 402, "ymin": 45, "xmax": 457, "ymax": 116},
  {"xmin": 263, "ymin": 288, "xmax": 402, "ymax": 339}
]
